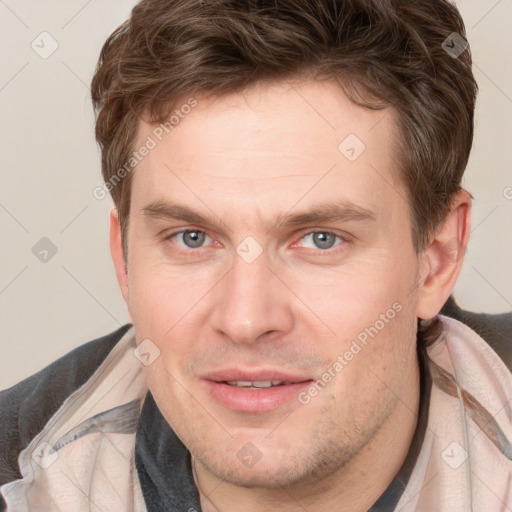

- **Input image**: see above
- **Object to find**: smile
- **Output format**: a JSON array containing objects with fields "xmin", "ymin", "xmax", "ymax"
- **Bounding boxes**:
[{"xmin": 203, "ymin": 379, "xmax": 313, "ymax": 412}]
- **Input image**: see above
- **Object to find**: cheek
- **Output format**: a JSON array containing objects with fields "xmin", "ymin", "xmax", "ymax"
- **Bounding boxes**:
[
  {"xmin": 287, "ymin": 253, "xmax": 416, "ymax": 335},
  {"xmin": 322, "ymin": 299, "xmax": 417, "ymax": 425},
  {"xmin": 287, "ymin": 253, "xmax": 419, "ymax": 397},
  {"xmin": 126, "ymin": 257, "xmax": 206, "ymax": 328},
  {"xmin": 126, "ymin": 260, "xmax": 216, "ymax": 374}
]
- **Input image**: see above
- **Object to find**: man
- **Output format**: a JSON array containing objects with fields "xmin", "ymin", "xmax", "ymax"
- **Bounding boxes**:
[{"xmin": 1, "ymin": 0, "xmax": 511, "ymax": 510}]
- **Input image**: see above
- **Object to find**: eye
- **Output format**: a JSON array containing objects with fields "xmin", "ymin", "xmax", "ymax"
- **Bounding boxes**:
[
  {"xmin": 168, "ymin": 230, "xmax": 212, "ymax": 249},
  {"xmin": 297, "ymin": 231, "xmax": 344, "ymax": 251},
  {"xmin": 165, "ymin": 229, "xmax": 345, "ymax": 253}
]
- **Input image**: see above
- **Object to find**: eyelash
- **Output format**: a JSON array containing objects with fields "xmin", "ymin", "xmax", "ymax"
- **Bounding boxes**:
[{"xmin": 164, "ymin": 229, "xmax": 346, "ymax": 255}]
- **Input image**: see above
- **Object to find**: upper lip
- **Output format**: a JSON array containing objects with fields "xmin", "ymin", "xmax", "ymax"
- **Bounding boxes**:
[{"xmin": 201, "ymin": 368, "xmax": 312, "ymax": 383}]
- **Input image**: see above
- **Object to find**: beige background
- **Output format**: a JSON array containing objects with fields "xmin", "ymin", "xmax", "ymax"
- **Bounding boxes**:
[{"xmin": 1, "ymin": 0, "xmax": 511, "ymax": 388}]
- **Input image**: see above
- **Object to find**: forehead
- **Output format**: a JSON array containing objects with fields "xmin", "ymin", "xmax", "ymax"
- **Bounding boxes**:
[{"xmin": 130, "ymin": 79, "xmax": 406, "ymax": 226}]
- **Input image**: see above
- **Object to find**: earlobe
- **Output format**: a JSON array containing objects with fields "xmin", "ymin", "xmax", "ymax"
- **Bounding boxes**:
[
  {"xmin": 416, "ymin": 190, "xmax": 472, "ymax": 319},
  {"xmin": 109, "ymin": 208, "xmax": 129, "ymax": 303}
]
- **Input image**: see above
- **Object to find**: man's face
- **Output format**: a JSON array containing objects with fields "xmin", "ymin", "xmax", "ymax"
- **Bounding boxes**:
[{"xmin": 121, "ymin": 79, "xmax": 423, "ymax": 487}]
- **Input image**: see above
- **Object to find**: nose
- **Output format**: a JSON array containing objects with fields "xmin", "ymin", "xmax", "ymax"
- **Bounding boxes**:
[{"xmin": 208, "ymin": 248, "xmax": 294, "ymax": 345}]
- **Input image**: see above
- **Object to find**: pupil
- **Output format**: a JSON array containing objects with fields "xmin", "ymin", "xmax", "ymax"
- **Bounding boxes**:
[
  {"xmin": 314, "ymin": 232, "xmax": 335, "ymax": 249},
  {"xmin": 184, "ymin": 231, "xmax": 205, "ymax": 248}
]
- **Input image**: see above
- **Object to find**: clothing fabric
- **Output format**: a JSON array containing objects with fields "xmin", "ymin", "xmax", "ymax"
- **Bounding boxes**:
[{"xmin": 0, "ymin": 314, "xmax": 511, "ymax": 511}]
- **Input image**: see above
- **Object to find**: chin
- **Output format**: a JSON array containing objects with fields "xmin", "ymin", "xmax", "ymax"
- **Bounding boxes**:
[
  {"xmin": 196, "ymin": 443, "xmax": 350, "ymax": 490},
  {"xmin": 203, "ymin": 460, "xmax": 303, "ymax": 489}
]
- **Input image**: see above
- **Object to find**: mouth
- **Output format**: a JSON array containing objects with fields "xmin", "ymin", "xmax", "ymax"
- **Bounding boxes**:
[{"xmin": 200, "ymin": 371, "xmax": 314, "ymax": 413}]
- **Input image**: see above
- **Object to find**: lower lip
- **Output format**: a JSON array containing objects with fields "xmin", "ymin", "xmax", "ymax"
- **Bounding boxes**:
[{"xmin": 203, "ymin": 380, "xmax": 313, "ymax": 413}]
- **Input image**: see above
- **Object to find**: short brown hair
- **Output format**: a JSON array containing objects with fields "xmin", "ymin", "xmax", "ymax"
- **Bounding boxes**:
[{"xmin": 91, "ymin": 0, "xmax": 476, "ymax": 257}]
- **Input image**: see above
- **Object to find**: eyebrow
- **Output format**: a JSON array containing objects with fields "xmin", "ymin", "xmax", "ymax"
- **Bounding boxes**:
[{"xmin": 141, "ymin": 199, "xmax": 376, "ymax": 232}]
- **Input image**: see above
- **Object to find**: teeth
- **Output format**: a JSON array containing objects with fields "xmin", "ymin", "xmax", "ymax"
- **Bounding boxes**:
[{"xmin": 226, "ymin": 380, "xmax": 287, "ymax": 388}]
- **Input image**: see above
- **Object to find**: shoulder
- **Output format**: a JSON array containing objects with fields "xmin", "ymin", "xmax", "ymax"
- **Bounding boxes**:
[
  {"xmin": 440, "ymin": 295, "xmax": 512, "ymax": 371},
  {"xmin": 0, "ymin": 324, "xmax": 132, "ymax": 485}
]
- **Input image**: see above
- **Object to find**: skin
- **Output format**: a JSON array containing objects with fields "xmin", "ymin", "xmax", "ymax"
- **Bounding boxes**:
[{"xmin": 110, "ymin": 78, "xmax": 471, "ymax": 511}]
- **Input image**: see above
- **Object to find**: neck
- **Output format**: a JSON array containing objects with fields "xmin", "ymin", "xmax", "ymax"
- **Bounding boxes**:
[{"xmin": 192, "ymin": 350, "xmax": 421, "ymax": 512}]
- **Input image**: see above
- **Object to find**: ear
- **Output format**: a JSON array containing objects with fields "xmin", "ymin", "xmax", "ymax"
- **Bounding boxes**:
[
  {"xmin": 416, "ymin": 190, "xmax": 472, "ymax": 319},
  {"xmin": 110, "ymin": 208, "xmax": 129, "ymax": 304}
]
